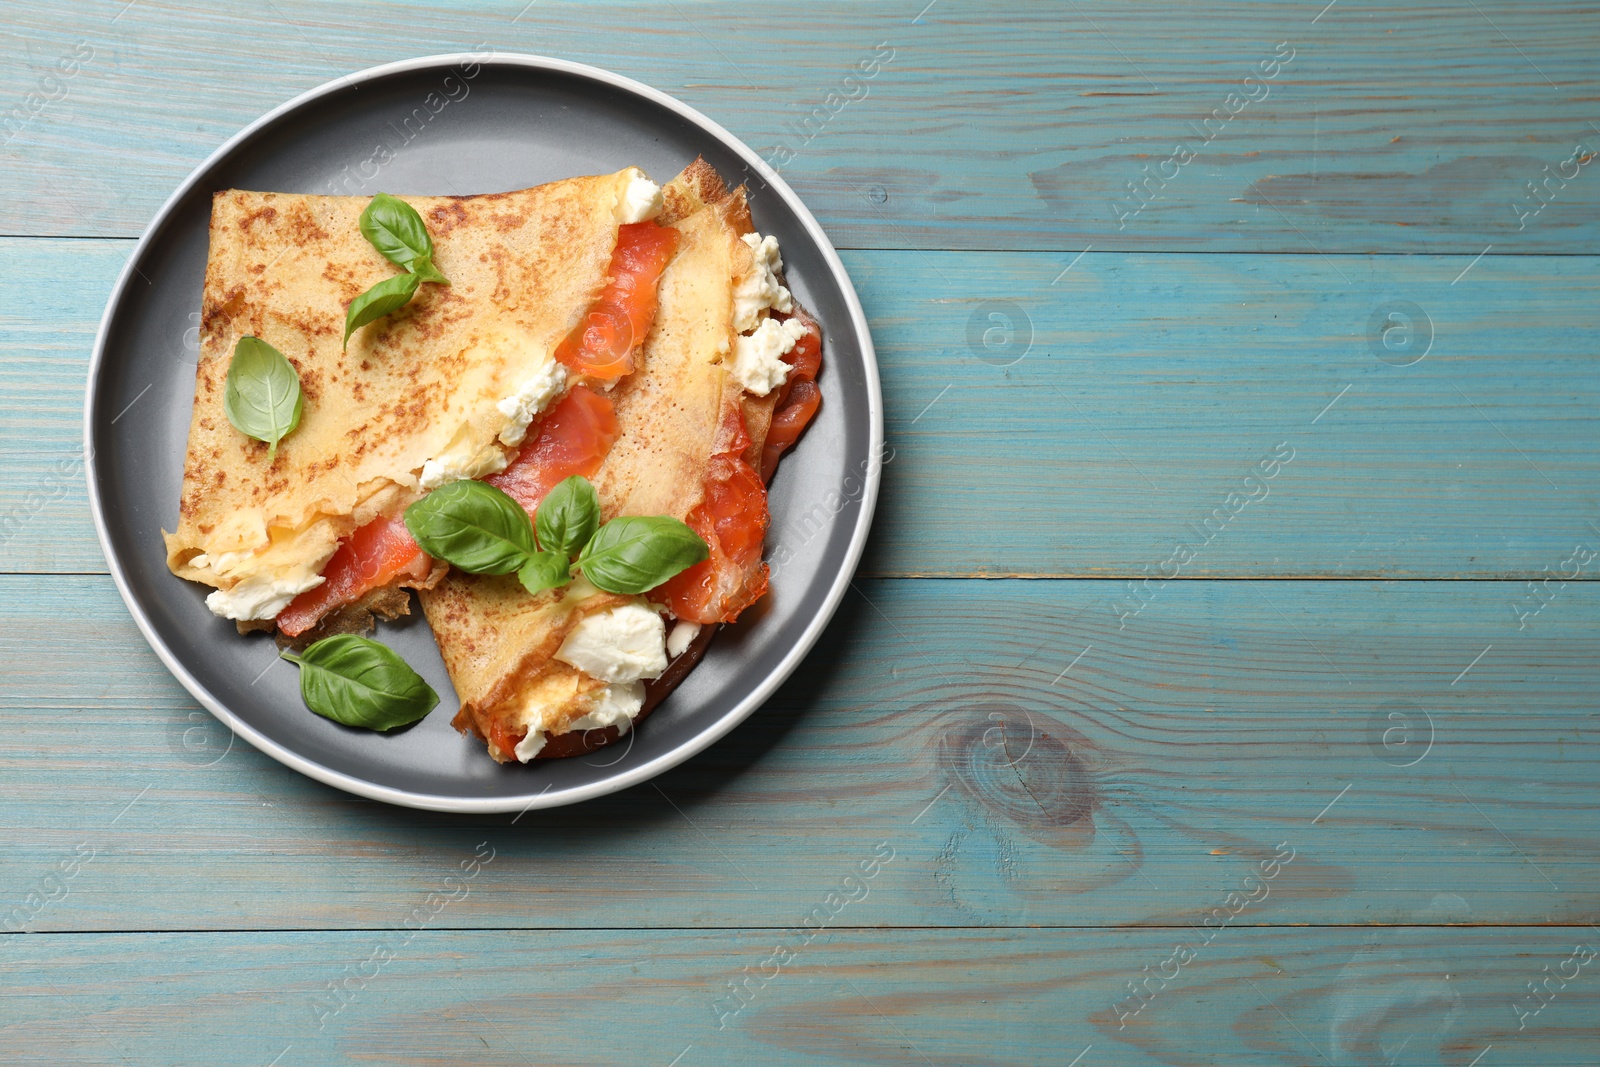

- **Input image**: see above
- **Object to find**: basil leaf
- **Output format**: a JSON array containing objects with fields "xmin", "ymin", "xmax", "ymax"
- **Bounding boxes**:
[
  {"xmin": 223, "ymin": 336, "xmax": 302, "ymax": 460},
  {"xmin": 283, "ymin": 635, "xmax": 438, "ymax": 732},
  {"xmin": 404, "ymin": 480, "xmax": 536, "ymax": 574},
  {"xmin": 518, "ymin": 550, "xmax": 573, "ymax": 596},
  {"xmin": 344, "ymin": 270, "xmax": 421, "ymax": 348},
  {"xmin": 578, "ymin": 516, "xmax": 708, "ymax": 595},
  {"xmin": 359, "ymin": 192, "xmax": 449, "ymax": 283},
  {"xmin": 535, "ymin": 476, "xmax": 601, "ymax": 558}
]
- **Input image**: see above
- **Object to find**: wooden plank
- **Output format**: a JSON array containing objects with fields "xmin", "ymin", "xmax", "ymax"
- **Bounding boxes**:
[
  {"xmin": 3, "ymin": 575, "xmax": 1596, "ymax": 931},
  {"xmin": 8, "ymin": 239, "xmax": 1599, "ymax": 578},
  {"xmin": 3, "ymin": 1, "xmax": 1597, "ymax": 251},
  {"xmin": 860, "ymin": 248, "xmax": 1600, "ymax": 578},
  {"xmin": 1, "ymin": 927, "xmax": 1595, "ymax": 1065},
  {"xmin": 0, "ymin": 238, "xmax": 111, "ymax": 573}
]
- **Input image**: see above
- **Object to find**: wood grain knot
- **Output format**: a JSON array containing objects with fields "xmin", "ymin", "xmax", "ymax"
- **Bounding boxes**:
[{"xmin": 938, "ymin": 704, "xmax": 1096, "ymax": 829}]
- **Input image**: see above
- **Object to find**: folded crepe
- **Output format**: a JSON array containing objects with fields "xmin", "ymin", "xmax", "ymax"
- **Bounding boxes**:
[
  {"xmin": 164, "ymin": 167, "xmax": 670, "ymax": 631},
  {"xmin": 421, "ymin": 160, "xmax": 825, "ymax": 762}
]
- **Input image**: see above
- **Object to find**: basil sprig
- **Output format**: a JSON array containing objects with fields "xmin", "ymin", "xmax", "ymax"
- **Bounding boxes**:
[
  {"xmin": 344, "ymin": 193, "xmax": 449, "ymax": 348},
  {"xmin": 401, "ymin": 475, "xmax": 707, "ymax": 597},
  {"xmin": 283, "ymin": 634, "xmax": 438, "ymax": 732},
  {"xmin": 224, "ymin": 336, "xmax": 303, "ymax": 460}
]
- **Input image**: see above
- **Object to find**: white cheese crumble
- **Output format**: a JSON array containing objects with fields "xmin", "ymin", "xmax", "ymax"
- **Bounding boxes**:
[
  {"xmin": 567, "ymin": 681, "xmax": 647, "ymax": 735},
  {"xmin": 730, "ymin": 316, "xmax": 807, "ymax": 396},
  {"xmin": 733, "ymin": 232, "xmax": 794, "ymax": 333},
  {"xmin": 618, "ymin": 168, "xmax": 664, "ymax": 224},
  {"xmin": 418, "ymin": 445, "xmax": 509, "ymax": 491},
  {"xmin": 666, "ymin": 621, "xmax": 702, "ymax": 658},
  {"xmin": 205, "ymin": 570, "xmax": 324, "ymax": 621},
  {"xmin": 555, "ymin": 603, "xmax": 668, "ymax": 683},
  {"xmin": 513, "ymin": 727, "xmax": 546, "ymax": 762},
  {"xmin": 512, "ymin": 681, "xmax": 646, "ymax": 762},
  {"xmin": 496, "ymin": 354, "xmax": 568, "ymax": 446}
]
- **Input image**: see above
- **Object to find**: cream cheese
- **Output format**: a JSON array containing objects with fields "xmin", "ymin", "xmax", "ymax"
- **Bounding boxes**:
[
  {"xmin": 513, "ymin": 727, "xmax": 546, "ymax": 762},
  {"xmin": 512, "ymin": 680, "xmax": 647, "ymax": 762},
  {"xmin": 618, "ymin": 168, "xmax": 664, "ymax": 224},
  {"xmin": 496, "ymin": 353, "xmax": 568, "ymax": 446},
  {"xmin": 733, "ymin": 232, "xmax": 793, "ymax": 332},
  {"xmin": 666, "ymin": 620, "xmax": 702, "ymax": 658},
  {"xmin": 511, "ymin": 603, "xmax": 667, "ymax": 762},
  {"xmin": 417, "ymin": 445, "xmax": 509, "ymax": 491},
  {"xmin": 555, "ymin": 603, "xmax": 668, "ymax": 683},
  {"xmin": 566, "ymin": 681, "xmax": 647, "ymax": 735},
  {"xmin": 515, "ymin": 726, "xmax": 547, "ymax": 758},
  {"xmin": 204, "ymin": 569, "xmax": 324, "ymax": 621},
  {"xmin": 730, "ymin": 316, "xmax": 807, "ymax": 396}
]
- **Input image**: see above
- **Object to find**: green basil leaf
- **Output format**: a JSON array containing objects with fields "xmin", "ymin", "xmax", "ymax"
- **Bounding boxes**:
[
  {"xmin": 283, "ymin": 634, "xmax": 438, "ymax": 732},
  {"xmin": 223, "ymin": 335, "xmax": 303, "ymax": 460},
  {"xmin": 344, "ymin": 270, "xmax": 421, "ymax": 348},
  {"xmin": 578, "ymin": 515, "xmax": 708, "ymax": 595},
  {"xmin": 518, "ymin": 550, "xmax": 573, "ymax": 596},
  {"xmin": 359, "ymin": 192, "xmax": 447, "ymax": 280},
  {"xmin": 535, "ymin": 476, "xmax": 601, "ymax": 558},
  {"xmin": 403, "ymin": 480, "xmax": 536, "ymax": 574}
]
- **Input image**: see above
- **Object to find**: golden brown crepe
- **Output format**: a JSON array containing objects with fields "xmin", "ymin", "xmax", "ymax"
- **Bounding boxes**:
[
  {"xmin": 423, "ymin": 161, "xmax": 776, "ymax": 762},
  {"xmin": 164, "ymin": 169, "xmax": 652, "ymax": 622}
]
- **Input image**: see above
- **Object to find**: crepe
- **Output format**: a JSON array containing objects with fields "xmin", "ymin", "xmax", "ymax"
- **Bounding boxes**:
[
  {"xmin": 423, "ymin": 161, "xmax": 785, "ymax": 761},
  {"xmin": 165, "ymin": 168, "xmax": 655, "ymax": 623}
]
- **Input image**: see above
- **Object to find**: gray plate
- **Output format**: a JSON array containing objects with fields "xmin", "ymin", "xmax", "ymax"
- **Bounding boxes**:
[{"xmin": 84, "ymin": 54, "xmax": 881, "ymax": 813}]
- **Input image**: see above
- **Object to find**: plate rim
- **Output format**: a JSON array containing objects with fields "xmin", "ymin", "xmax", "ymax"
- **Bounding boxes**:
[{"xmin": 82, "ymin": 51, "xmax": 883, "ymax": 814}]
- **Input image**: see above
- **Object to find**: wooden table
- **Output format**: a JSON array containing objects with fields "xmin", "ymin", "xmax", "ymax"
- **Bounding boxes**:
[{"xmin": 3, "ymin": 2, "xmax": 1597, "ymax": 1063}]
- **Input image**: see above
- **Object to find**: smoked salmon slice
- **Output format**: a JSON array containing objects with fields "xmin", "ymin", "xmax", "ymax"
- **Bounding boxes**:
[
  {"xmin": 555, "ymin": 221, "xmax": 679, "ymax": 382},
  {"xmin": 486, "ymin": 386, "xmax": 620, "ymax": 513},
  {"xmin": 658, "ymin": 407, "xmax": 771, "ymax": 624},
  {"xmin": 277, "ymin": 516, "xmax": 431, "ymax": 637}
]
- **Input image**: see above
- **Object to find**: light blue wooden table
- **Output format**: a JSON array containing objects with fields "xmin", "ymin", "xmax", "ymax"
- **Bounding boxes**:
[{"xmin": 3, "ymin": 2, "xmax": 1598, "ymax": 1063}]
